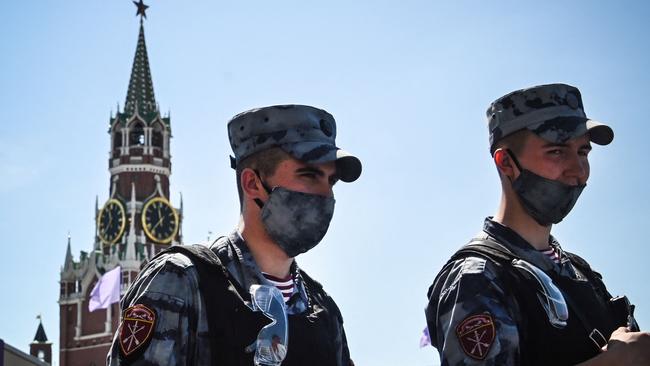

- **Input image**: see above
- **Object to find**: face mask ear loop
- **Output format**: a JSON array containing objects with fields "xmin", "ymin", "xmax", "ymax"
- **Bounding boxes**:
[
  {"xmin": 506, "ymin": 149, "xmax": 524, "ymax": 174},
  {"xmin": 253, "ymin": 169, "xmax": 272, "ymax": 209}
]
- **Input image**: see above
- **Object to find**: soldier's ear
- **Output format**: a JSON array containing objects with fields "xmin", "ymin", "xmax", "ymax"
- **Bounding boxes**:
[
  {"xmin": 241, "ymin": 168, "xmax": 265, "ymax": 200},
  {"xmin": 494, "ymin": 149, "xmax": 515, "ymax": 179}
]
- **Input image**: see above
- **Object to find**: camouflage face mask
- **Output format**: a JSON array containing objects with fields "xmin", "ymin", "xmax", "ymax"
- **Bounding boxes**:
[
  {"xmin": 254, "ymin": 176, "xmax": 335, "ymax": 257},
  {"xmin": 507, "ymin": 150, "xmax": 585, "ymax": 226}
]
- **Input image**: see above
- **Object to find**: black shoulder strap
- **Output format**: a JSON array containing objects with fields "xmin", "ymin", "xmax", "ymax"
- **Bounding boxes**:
[
  {"xmin": 155, "ymin": 244, "xmax": 226, "ymax": 362},
  {"xmin": 160, "ymin": 242, "xmax": 253, "ymax": 299},
  {"xmin": 155, "ymin": 243, "xmax": 229, "ymax": 279},
  {"xmin": 430, "ymin": 238, "xmax": 517, "ymax": 306},
  {"xmin": 449, "ymin": 237, "xmax": 516, "ymax": 265}
]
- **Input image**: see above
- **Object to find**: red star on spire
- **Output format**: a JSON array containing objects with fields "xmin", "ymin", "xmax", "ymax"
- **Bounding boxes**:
[{"xmin": 133, "ymin": 0, "xmax": 149, "ymax": 19}]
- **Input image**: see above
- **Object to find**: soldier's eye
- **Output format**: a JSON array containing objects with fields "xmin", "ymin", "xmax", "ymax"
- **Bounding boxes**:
[{"xmin": 300, "ymin": 173, "xmax": 317, "ymax": 179}]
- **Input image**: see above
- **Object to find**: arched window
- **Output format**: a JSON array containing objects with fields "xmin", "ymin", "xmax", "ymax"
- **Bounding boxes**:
[
  {"xmin": 113, "ymin": 130, "xmax": 122, "ymax": 149},
  {"xmin": 152, "ymin": 124, "xmax": 163, "ymax": 149},
  {"xmin": 38, "ymin": 350, "xmax": 45, "ymax": 361},
  {"xmin": 129, "ymin": 122, "xmax": 145, "ymax": 146}
]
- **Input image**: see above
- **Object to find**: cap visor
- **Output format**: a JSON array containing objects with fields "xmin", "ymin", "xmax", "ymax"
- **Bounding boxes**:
[
  {"xmin": 586, "ymin": 120, "xmax": 614, "ymax": 145},
  {"xmin": 335, "ymin": 150, "xmax": 362, "ymax": 183}
]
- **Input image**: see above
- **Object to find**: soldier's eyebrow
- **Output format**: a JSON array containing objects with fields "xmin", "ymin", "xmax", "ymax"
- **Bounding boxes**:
[
  {"xmin": 296, "ymin": 167, "xmax": 325, "ymax": 176},
  {"xmin": 541, "ymin": 142, "xmax": 568, "ymax": 148},
  {"xmin": 541, "ymin": 142, "xmax": 592, "ymax": 151}
]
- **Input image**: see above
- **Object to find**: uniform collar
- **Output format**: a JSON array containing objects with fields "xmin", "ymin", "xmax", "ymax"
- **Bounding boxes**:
[
  {"xmin": 224, "ymin": 230, "xmax": 310, "ymax": 314},
  {"xmin": 482, "ymin": 217, "xmax": 574, "ymax": 276}
]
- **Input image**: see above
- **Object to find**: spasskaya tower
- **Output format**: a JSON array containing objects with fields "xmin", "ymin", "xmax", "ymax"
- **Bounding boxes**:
[{"xmin": 58, "ymin": 2, "xmax": 183, "ymax": 365}]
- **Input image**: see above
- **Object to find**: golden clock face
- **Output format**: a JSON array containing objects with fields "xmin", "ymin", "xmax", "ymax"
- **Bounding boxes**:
[
  {"xmin": 98, "ymin": 199, "xmax": 126, "ymax": 245},
  {"xmin": 142, "ymin": 197, "xmax": 179, "ymax": 244}
]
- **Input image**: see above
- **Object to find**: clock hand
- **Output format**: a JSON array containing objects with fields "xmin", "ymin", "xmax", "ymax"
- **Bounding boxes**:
[
  {"xmin": 154, "ymin": 206, "xmax": 165, "ymax": 229},
  {"xmin": 151, "ymin": 215, "xmax": 164, "ymax": 231},
  {"xmin": 106, "ymin": 209, "xmax": 113, "ymax": 229}
]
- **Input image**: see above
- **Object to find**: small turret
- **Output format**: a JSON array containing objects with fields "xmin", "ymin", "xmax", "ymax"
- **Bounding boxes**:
[{"xmin": 30, "ymin": 315, "xmax": 52, "ymax": 364}]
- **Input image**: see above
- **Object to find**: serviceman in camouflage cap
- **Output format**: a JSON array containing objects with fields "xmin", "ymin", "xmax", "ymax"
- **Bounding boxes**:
[
  {"xmin": 425, "ymin": 83, "xmax": 650, "ymax": 365},
  {"xmin": 108, "ymin": 104, "xmax": 360, "ymax": 365}
]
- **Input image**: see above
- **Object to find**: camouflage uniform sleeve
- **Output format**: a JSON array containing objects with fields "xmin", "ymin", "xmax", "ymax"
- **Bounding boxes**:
[
  {"xmin": 426, "ymin": 257, "xmax": 521, "ymax": 366},
  {"xmin": 107, "ymin": 252, "xmax": 202, "ymax": 366}
]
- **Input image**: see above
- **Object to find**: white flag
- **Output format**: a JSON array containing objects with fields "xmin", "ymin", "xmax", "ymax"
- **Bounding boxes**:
[{"xmin": 88, "ymin": 266, "xmax": 121, "ymax": 312}]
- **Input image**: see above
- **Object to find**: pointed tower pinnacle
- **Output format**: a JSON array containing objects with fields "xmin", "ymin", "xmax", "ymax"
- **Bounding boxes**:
[
  {"xmin": 33, "ymin": 316, "xmax": 49, "ymax": 343},
  {"xmin": 124, "ymin": 2, "xmax": 156, "ymax": 117},
  {"xmin": 63, "ymin": 233, "xmax": 73, "ymax": 272}
]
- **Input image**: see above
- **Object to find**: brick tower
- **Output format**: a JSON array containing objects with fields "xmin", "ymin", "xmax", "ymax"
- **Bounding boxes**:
[{"xmin": 58, "ymin": 3, "xmax": 182, "ymax": 365}]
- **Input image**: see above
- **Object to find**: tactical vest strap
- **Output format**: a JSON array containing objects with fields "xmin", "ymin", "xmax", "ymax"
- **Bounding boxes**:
[
  {"xmin": 157, "ymin": 244, "xmax": 232, "ymax": 364},
  {"xmin": 450, "ymin": 238, "xmax": 516, "ymax": 264}
]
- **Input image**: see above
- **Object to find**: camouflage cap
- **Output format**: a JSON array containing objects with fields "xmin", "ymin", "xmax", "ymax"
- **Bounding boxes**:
[
  {"xmin": 228, "ymin": 104, "xmax": 362, "ymax": 182},
  {"xmin": 487, "ymin": 83, "xmax": 614, "ymax": 152}
]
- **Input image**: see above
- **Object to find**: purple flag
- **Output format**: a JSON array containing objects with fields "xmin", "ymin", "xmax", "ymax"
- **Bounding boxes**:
[
  {"xmin": 88, "ymin": 266, "xmax": 121, "ymax": 312},
  {"xmin": 419, "ymin": 326, "xmax": 431, "ymax": 348}
]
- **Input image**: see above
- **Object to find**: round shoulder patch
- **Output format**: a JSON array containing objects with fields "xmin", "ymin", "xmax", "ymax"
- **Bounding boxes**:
[
  {"xmin": 455, "ymin": 314, "xmax": 495, "ymax": 360},
  {"xmin": 119, "ymin": 304, "xmax": 157, "ymax": 357}
]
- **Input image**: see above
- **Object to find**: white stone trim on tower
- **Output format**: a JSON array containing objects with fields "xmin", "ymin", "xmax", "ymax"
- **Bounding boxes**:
[
  {"xmin": 110, "ymin": 176, "xmax": 119, "ymax": 198},
  {"xmin": 109, "ymin": 164, "xmax": 170, "ymax": 176},
  {"xmin": 154, "ymin": 174, "xmax": 164, "ymax": 197},
  {"xmin": 75, "ymin": 298, "xmax": 82, "ymax": 338},
  {"xmin": 121, "ymin": 127, "xmax": 128, "ymax": 155},
  {"xmin": 163, "ymin": 130, "xmax": 170, "ymax": 158},
  {"xmin": 124, "ymin": 183, "xmax": 137, "ymax": 263}
]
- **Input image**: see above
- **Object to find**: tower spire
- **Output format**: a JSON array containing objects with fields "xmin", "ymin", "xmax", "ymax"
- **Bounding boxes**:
[
  {"xmin": 33, "ymin": 315, "xmax": 48, "ymax": 343},
  {"xmin": 124, "ymin": 1, "xmax": 156, "ymax": 117},
  {"xmin": 63, "ymin": 233, "xmax": 73, "ymax": 271}
]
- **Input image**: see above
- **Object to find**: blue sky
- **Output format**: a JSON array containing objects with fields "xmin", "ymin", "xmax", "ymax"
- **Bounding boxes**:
[{"xmin": 1, "ymin": 1, "xmax": 649, "ymax": 365}]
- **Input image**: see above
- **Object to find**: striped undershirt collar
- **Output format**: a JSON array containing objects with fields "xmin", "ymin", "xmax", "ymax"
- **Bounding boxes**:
[
  {"xmin": 539, "ymin": 246, "xmax": 561, "ymax": 264},
  {"xmin": 262, "ymin": 272, "xmax": 295, "ymax": 303}
]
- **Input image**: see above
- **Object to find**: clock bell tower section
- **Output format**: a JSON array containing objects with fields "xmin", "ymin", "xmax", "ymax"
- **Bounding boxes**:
[{"xmin": 105, "ymin": 17, "xmax": 183, "ymax": 263}]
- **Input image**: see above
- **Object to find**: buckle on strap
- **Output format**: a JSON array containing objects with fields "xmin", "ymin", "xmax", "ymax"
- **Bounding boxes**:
[{"xmin": 589, "ymin": 329, "xmax": 608, "ymax": 350}]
